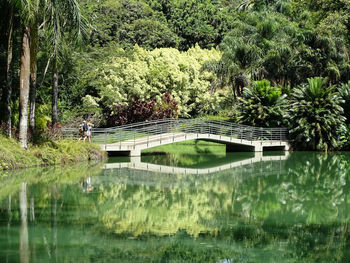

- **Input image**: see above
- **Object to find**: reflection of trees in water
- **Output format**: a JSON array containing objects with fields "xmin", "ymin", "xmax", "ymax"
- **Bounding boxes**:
[
  {"xmin": 142, "ymin": 141, "xmax": 226, "ymax": 168},
  {"xmin": 283, "ymin": 153, "xmax": 349, "ymax": 223},
  {"xmin": 19, "ymin": 182, "xmax": 29, "ymax": 263},
  {"xmin": 0, "ymin": 163, "xmax": 103, "ymax": 262},
  {"xmin": 95, "ymin": 153, "xmax": 350, "ymax": 261},
  {"xmin": 1, "ymin": 154, "xmax": 350, "ymax": 261}
]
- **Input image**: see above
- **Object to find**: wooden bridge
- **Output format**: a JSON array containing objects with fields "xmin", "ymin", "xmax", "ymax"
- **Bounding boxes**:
[{"xmin": 62, "ymin": 119, "xmax": 290, "ymax": 156}]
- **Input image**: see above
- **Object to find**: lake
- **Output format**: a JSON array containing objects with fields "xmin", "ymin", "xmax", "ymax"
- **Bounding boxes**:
[{"xmin": 1, "ymin": 150, "xmax": 350, "ymax": 262}]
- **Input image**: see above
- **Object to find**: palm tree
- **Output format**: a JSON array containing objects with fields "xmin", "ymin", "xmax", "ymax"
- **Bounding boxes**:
[
  {"xmin": 29, "ymin": 16, "xmax": 38, "ymax": 136},
  {"xmin": 238, "ymin": 80, "xmax": 288, "ymax": 127},
  {"xmin": 338, "ymin": 81, "xmax": 350, "ymax": 124},
  {"xmin": 19, "ymin": 25, "xmax": 31, "ymax": 149},
  {"xmin": 5, "ymin": 2, "xmax": 15, "ymax": 137},
  {"xmin": 214, "ymin": 19, "xmax": 264, "ymax": 97},
  {"xmin": 289, "ymin": 77, "xmax": 346, "ymax": 151},
  {"xmin": 7, "ymin": 0, "xmax": 40, "ymax": 148},
  {"xmin": 44, "ymin": 0, "xmax": 88, "ymax": 125},
  {"xmin": 8, "ymin": 0, "xmax": 87, "ymax": 148}
]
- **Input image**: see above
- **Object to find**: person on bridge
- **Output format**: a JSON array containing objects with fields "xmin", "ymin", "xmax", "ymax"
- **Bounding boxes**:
[
  {"xmin": 85, "ymin": 121, "xmax": 94, "ymax": 143},
  {"xmin": 78, "ymin": 120, "xmax": 88, "ymax": 141}
]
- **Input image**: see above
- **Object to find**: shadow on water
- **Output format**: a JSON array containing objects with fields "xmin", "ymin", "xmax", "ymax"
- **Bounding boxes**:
[{"xmin": 1, "ymin": 152, "xmax": 350, "ymax": 262}]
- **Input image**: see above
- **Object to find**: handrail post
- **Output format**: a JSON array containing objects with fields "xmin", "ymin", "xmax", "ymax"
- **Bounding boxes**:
[
  {"xmin": 209, "ymin": 121, "xmax": 211, "ymax": 137},
  {"xmin": 271, "ymin": 129, "xmax": 272, "ymax": 141},
  {"xmin": 104, "ymin": 130, "xmax": 107, "ymax": 150},
  {"xmin": 280, "ymin": 129, "xmax": 282, "ymax": 141},
  {"xmin": 119, "ymin": 129, "xmax": 121, "ymax": 149}
]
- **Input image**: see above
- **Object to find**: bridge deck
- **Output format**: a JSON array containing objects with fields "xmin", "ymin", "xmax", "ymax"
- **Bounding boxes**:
[{"xmin": 101, "ymin": 132, "xmax": 290, "ymax": 156}]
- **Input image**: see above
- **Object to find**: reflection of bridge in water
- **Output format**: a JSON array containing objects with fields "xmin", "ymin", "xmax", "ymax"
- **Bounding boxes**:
[
  {"xmin": 104, "ymin": 152, "xmax": 289, "ymax": 175},
  {"xmin": 63, "ymin": 119, "xmax": 290, "ymax": 156},
  {"xmin": 100, "ymin": 152, "xmax": 289, "ymax": 188}
]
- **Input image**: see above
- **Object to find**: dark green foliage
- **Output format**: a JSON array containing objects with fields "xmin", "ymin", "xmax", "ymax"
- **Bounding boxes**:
[
  {"xmin": 81, "ymin": 0, "xmax": 179, "ymax": 49},
  {"xmin": 160, "ymin": 0, "xmax": 235, "ymax": 50},
  {"xmin": 238, "ymin": 80, "xmax": 288, "ymax": 127},
  {"xmin": 217, "ymin": 11, "xmax": 350, "ymax": 89},
  {"xmin": 338, "ymin": 81, "xmax": 350, "ymax": 124},
  {"xmin": 80, "ymin": 0, "xmax": 236, "ymax": 50},
  {"xmin": 289, "ymin": 77, "xmax": 346, "ymax": 151}
]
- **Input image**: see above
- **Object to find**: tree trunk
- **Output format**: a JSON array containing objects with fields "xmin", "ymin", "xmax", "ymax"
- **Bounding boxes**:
[
  {"xmin": 5, "ymin": 6, "xmax": 14, "ymax": 138},
  {"xmin": 19, "ymin": 26, "xmax": 31, "ymax": 149},
  {"xmin": 52, "ymin": 61, "xmax": 58, "ymax": 125},
  {"xmin": 29, "ymin": 70, "xmax": 37, "ymax": 137},
  {"xmin": 29, "ymin": 25, "xmax": 38, "ymax": 136}
]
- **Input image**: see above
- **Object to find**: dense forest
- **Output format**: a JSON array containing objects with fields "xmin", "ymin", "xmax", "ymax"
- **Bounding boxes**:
[{"xmin": 1, "ymin": 0, "xmax": 350, "ymax": 151}]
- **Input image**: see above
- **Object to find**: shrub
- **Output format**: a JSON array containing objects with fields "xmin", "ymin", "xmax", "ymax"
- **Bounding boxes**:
[
  {"xmin": 289, "ymin": 77, "xmax": 346, "ymax": 151},
  {"xmin": 338, "ymin": 80, "xmax": 350, "ymax": 124},
  {"xmin": 106, "ymin": 92, "xmax": 178, "ymax": 126},
  {"xmin": 238, "ymin": 80, "xmax": 288, "ymax": 127}
]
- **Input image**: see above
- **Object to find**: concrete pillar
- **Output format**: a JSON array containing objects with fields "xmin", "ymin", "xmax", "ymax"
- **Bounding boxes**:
[
  {"xmin": 129, "ymin": 149, "xmax": 141, "ymax": 157},
  {"xmin": 284, "ymin": 143, "xmax": 291, "ymax": 151},
  {"xmin": 254, "ymin": 145, "xmax": 263, "ymax": 152}
]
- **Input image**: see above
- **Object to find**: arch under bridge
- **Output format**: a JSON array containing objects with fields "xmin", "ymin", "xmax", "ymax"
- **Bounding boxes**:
[{"xmin": 62, "ymin": 119, "xmax": 290, "ymax": 156}]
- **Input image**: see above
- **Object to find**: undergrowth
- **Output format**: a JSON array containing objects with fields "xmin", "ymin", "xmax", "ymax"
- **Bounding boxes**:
[{"xmin": 0, "ymin": 135, "xmax": 106, "ymax": 170}]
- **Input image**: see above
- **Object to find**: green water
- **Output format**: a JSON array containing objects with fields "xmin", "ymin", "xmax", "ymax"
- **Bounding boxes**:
[{"xmin": 1, "ymin": 151, "xmax": 350, "ymax": 262}]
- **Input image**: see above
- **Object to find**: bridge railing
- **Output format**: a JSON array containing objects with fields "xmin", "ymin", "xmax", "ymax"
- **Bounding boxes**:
[{"xmin": 61, "ymin": 118, "xmax": 288, "ymax": 144}]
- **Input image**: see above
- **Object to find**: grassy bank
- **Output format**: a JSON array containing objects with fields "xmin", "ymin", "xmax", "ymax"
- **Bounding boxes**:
[
  {"xmin": 0, "ymin": 135, "xmax": 106, "ymax": 170},
  {"xmin": 142, "ymin": 140, "xmax": 226, "ymax": 155}
]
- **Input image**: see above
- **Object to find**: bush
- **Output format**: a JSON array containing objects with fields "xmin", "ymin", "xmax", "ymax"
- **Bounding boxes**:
[
  {"xmin": 289, "ymin": 77, "xmax": 346, "ymax": 151},
  {"xmin": 238, "ymin": 80, "xmax": 288, "ymax": 127},
  {"xmin": 0, "ymin": 135, "xmax": 106, "ymax": 170},
  {"xmin": 106, "ymin": 92, "xmax": 178, "ymax": 126}
]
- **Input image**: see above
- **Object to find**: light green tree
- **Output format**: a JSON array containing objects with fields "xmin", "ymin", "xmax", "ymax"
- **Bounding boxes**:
[{"xmin": 85, "ymin": 45, "xmax": 224, "ymax": 117}]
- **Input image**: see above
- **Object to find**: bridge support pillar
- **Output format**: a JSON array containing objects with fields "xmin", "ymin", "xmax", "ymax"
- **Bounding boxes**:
[
  {"xmin": 254, "ymin": 144, "xmax": 263, "ymax": 152},
  {"xmin": 284, "ymin": 143, "xmax": 291, "ymax": 151},
  {"xmin": 129, "ymin": 149, "xmax": 141, "ymax": 157}
]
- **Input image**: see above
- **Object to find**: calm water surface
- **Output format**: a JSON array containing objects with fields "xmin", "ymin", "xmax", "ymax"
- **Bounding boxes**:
[{"xmin": 1, "ymin": 151, "xmax": 350, "ymax": 262}]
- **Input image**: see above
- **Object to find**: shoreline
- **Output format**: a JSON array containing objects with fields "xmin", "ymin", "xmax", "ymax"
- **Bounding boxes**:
[{"xmin": 0, "ymin": 135, "xmax": 107, "ymax": 171}]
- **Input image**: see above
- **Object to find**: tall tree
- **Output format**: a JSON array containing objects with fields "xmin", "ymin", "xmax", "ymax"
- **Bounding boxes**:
[
  {"xmin": 12, "ymin": 0, "xmax": 38, "ymax": 148},
  {"xmin": 19, "ymin": 25, "xmax": 31, "ymax": 149},
  {"xmin": 13, "ymin": 0, "xmax": 87, "ymax": 145},
  {"xmin": 29, "ymin": 16, "xmax": 38, "ymax": 136},
  {"xmin": 45, "ymin": 0, "xmax": 87, "ymax": 125},
  {"xmin": 52, "ymin": 59, "xmax": 58, "ymax": 124},
  {"xmin": 5, "ymin": 4, "xmax": 14, "ymax": 137}
]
